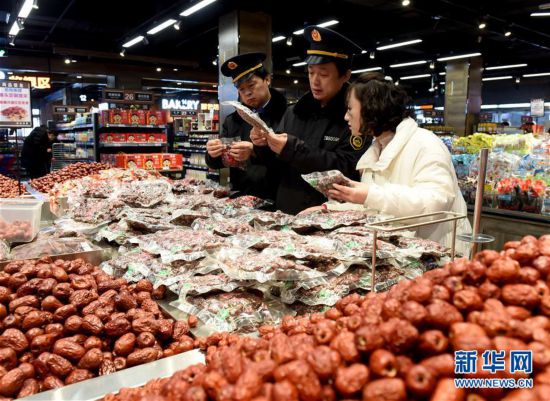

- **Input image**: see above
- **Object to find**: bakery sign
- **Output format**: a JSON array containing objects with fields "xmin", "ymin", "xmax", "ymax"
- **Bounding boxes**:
[
  {"xmin": 0, "ymin": 80, "xmax": 32, "ymax": 128},
  {"xmin": 161, "ymin": 98, "xmax": 200, "ymax": 110},
  {"xmin": 9, "ymin": 75, "xmax": 51, "ymax": 89}
]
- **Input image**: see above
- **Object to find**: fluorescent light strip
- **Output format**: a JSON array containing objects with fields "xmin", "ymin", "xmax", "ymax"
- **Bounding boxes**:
[
  {"xmin": 437, "ymin": 52, "xmax": 481, "ymax": 62},
  {"xmin": 352, "ymin": 67, "xmax": 382, "ymax": 74},
  {"xmin": 439, "ymin": 72, "xmax": 446, "ymax": 76},
  {"xmin": 434, "ymin": 107, "xmax": 444, "ymax": 110},
  {"xmin": 147, "ymin": 19, "xmax": 177, "ymax": 35},
  {"xmin": 531, "ymin": 12, "xmax": 550, "ymax": 16},
  {"xmin": 480, "ymin": 103, "xmax": 550, "ymax": 109},
  {"xmin": 18, "ymin": 0, "xmax": 34, "ymax": 18},
  {"xmin": 122, "ymin": 36, "xmax": 145, "ymax": 48},
  {"xmin": 482, "ymin": 76, "xmax": 513, "ymax": 81},
  {"xmin": 485, "ymin": 63, "xmax": 527, "ymax": 70},
  {"xmin": 181, "ymin": 0, "xmax": 217, "ymax": 17},
  {"xmin": 9, "ymin": 22, "xmax": 20, "ymax": 36},
  {"xmin": 523, "ymin": 72, "xmax": 550, "ymax": 77},
  {"xmin": 292, "ymin": 61, "xmax": 307, "ymax": 67},
  {"xmin": 293, "ymin": 19, "xmax": 339, "ymax": 35},
  {"xmin": 390, "ymin": 60, "xmax": 427, "ymax": 68},
  {"xmin": 272, "ymin": 36, "xmax": 286, "ymax": 43},
  {"xmin": 376, "ymin": 39, "xmax": 422, "ymax": 51},
  {"xmin": 400, "ymin": 74, "xmax": 431, "ymax": 80},
  {"xmin": 439, "ymin": 82, "xmax": 445, "ymax": 85}
]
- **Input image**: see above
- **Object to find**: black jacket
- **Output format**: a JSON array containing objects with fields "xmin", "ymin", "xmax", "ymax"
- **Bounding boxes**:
[
  {"xmin": 255, "ymin": 84, "xmax": 371, "ymax": 215},
  {"xmin": 21, "ymin": 127, "xmax": 52, "ymax": 178},
  {"xmin": 206, "ymin": 88, "xmax": 287, "ymax": 200}
]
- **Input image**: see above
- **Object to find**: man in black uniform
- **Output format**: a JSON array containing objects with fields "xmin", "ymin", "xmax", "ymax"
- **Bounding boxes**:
[
  {"xmin": 251, "ymin": 26, "xmax": 370, "ymax": 214},
  {"xmin": 206, "ymin": 52, "xmax": 287, "ymax": 200}
]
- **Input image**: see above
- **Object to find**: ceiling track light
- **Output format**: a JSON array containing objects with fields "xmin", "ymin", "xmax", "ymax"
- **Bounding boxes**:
[
  {"xmin": 64, "ymin": 58, "xmax": 71, "ymax": 64},
  {"xmin": 8, "ymin": 36, "xmax": 15, "ymax": 46},
  {"xmin": 402, "ymin": 0, "xmax": 411, "ymax": 6},
  {"xmin": 142, "ymin": 37, "xmax": 149, "ymax": 46},
  {"xmin": 504, "ymin": 29, "xmax": 512, "ymax": 37},
  {"xmin": 478, "ymin": 21, "xmax": 487, "ymax": 29},
  {"xmin": 32, "ymin": 0, "xmax": 38, "ymax": 9},
  {"xmin": 119, "ymin": 49, "xmax": 125, "ymax": 57},
  {"xmin": 286, "ymin": 37, "xmax": 293, "ymax": 46},
  {"xmin": 174, "ymin": 21, "xmax": 181, "ymax": 30},
  {"xmin": 515, "ymin": 77, "xmax": 520, "ymax": 84},
  {"xmin": 430, "ymin": 61, "xmax": 435, "ymax": 69},
  {"xmin": 369, "ymin": 51, "xmax": 375, "ymax": 59}
]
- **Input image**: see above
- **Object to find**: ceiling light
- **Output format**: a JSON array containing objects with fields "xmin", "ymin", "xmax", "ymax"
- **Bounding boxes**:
[
  {"xmin": 286, "ymin": 37, "xmax": 293, "ymax": 46},
  {"xmin": 142, "ymin": 37, "xmax": 149, "ymax": 45},
  {"xmin": 156, "ymin": 67, "xmax": 162, "ymax": 72},
  {"xmin": 369, "ymin": 51, "xmax": 375, "ymax": 59},
  {"xmin": 402, "ymin": 0, "xmax": 411, "ymax": 6},
  {"xmin": 429, "ymin": 61, "xmax": 435, "ymax": 69},
  {"xmin": 376, "ymin": 39, "xmax": 422, "ymax": 51},
  {"xmin": 390, "ymin": 60, "xmax": 427, "ymax": 68},
  {"xmin": 530, "ymin": 12, "xmax": 550, "ymax": 16},
  {"xmin": 71, "ymin": 59, "xmax": 77, "ymax": 63},
  {"xmin": 485, "ymin": 64, "xmax": 527, "ymax": 70},
  {"xmin": 119, "ymin": 49, "xmax": 125, "ymax": 57},
  {"xmin": 478, "ymin": 22, "xmax": 487, "ymax": 29},
  {"xmin": 522, "ymin": 72, "xmax": 550, "ymax": 77},
  {"xmin": 515, "ymin": 77, "xmax": 520, "ymax": 83},
  {"xmin": 18, "ymin": 0, "xmax": 34, "ymax": 18},
  {"xmin": 7, "ymin": 72, "xmax": 13, "ymax": 75},
  {"xmin": 428, "ymin": 87, "xmax": 435, "ymax": 92},
  {"xmin": 212, "ymin": 59, "xmax": 217, "ymax": 66},
  {"xmin": 292, "ymin": 61, "xmax": 307, "ymax": 67},
  {"xmin": 293, "ymin": 80, "xmax": 299, "ymax": 84},
  {"xmin": 439, "ymin": 72, "xmax": 446, "ymax": 75},
  {"xmin": 352, "ymin": 67, "xmax": 383, "ymax": 74},
  {"xmin": 272, "ymin": 36, "xmax": 286, "ymax": 42},
  {"xmin": 181, "ymin": 0, "xmax": 217, "ymax": 17},
  {"xmin": 439, "ymin": 82, "xmax": 446, "ymax": 85},
  {"xmin": 286, "ymin": 69, "xmax": 291, "ymax": 74},
  {"xmin": 122, "ymin": 35, "xmax": 145, "ymax": 48},
  {"xmin": 77, "ymin": 75, "xmax": 82, "ymax": 79},
  {"xmin": 293, "ymin": 19, "xmax": 339, "ymax": 35},
  {"xmin": 437, "ymin": 52, "xmax": 481, "ymax": 61},
  {"xmin": 395, "ymin": 80, "xmax": 399, "ymax": 86},
  {"xmin": 9, "ymin": 22, "xmax": 20, "ymax": 36},
  {"xmin": 504, "ymin": 30, "xmax": 512, "ymax": 37},
  {"xmin": 361, "ymin": 50, "xmax": 367, "ymax": 54},
  {"xmin": 32, "ymin": 0, "xmax": 38, "ymax": 9},
  {"xmin": 177, "ymin": 82, "xmax": 182, "ymax": 85},
  {"xmin": 174, "ymin": 21, "xmax": 181, "ymax": 30},
  {"xmin": 482, "ymin": 76, "xmax": 513, "ymax": 81},
  {"xmin": 9, "ymin": 36, "xmax": 15, "ymax": 46},
  {"xmin": 147, "ymin": 19, "xmax": 177, "ymax": 35},
  {"xmin": 64, "ymin": 58, "xmax": 71, "ymax": 64},
  {"xmin": 173, "ymin": 68, "xmax": 178, "ymax": 71},
  {"xmin": 400, "ymin": 74, "xmax": 431, "ymax": 80}
]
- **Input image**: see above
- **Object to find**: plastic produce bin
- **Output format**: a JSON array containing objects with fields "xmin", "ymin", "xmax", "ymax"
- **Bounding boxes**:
[{"xmin": 0, "ymin": 199, "xmax": 43, "ymax": 243}]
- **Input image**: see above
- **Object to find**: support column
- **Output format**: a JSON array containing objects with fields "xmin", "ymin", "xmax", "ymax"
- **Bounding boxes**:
[{"xmin": 444, "ymin": 57, "xmax": 482, "ymax": 135}]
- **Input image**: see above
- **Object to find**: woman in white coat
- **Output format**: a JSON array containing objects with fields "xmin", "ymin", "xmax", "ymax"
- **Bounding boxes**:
[{"xmin": 307, "ymin": 72, "xmax": 471, "ymax": 255}]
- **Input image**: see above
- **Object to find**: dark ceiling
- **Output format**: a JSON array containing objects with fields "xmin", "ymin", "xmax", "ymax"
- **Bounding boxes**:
[{"xmin": 1, "ymin": 0, "xmax": 550, "ymax": 99}]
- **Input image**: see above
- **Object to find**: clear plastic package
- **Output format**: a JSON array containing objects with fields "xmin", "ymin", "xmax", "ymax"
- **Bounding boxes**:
[{"xmin": 0, "ymin": 199, "xmax": 43, "ymax": 243}]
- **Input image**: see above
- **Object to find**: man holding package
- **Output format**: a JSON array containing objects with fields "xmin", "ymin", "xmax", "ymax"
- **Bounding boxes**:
[
  {"xmin": 206, "ymin": 52, "xmax": 287, "ymax": 200},
  {"xmin": 250, "ymin": 26, "xmax": 369, "ymax": 214}
]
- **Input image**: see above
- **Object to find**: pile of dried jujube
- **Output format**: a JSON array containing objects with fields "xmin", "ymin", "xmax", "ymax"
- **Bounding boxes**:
[
  {"xmin": 0, "ymin": 174, "xmax": 25, "ymax": 198},
  {"xmin": 103, "ymin": 235, "xmax": 550, "ymax": 401},
  {"xmin": 29, "ymin": 163, "xmax": 110, "ymax": 193},
  {"xmin": 0, "ymin": 257, "xmax": 197, "ymax": 399}
]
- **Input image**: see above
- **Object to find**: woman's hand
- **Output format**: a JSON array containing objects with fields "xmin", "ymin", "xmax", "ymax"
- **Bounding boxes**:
[
  {"xmin": 298, "ymin": 205, "xmax": 325, "ymax": 215},
  {"xmin": 250, "ymin": 127, "xmax": 268, "ymax": 147},
  {"xmin": 206, "ymin": 139, "xmax": 224, "ymax": 158},
  {"xmin": 266, "ymin": 132, "xmax": 288, "ymax": 155},
  {"xmin": 327, "ymin": 181, "xmax": 369, "ymax": 205},
  {"xmin": 229, "ymin": 141, "xmax": 253, "ymax": 161}
]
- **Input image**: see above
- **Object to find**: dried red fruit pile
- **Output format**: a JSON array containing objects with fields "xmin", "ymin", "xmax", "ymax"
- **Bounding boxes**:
[
  {"xmin": 103, "ymin": 235, "xmax": 550, "ymax": 401},
  {"xmin": 29, "ymin": 162, "xmax": 110, "ymax": 193},
  {"xmin": 0, "ymin": 257, "xmax": 197, "ymax": 399},
  {"xmin": 0, "ymin": 174, "xmax": 25, "ymax": 198}
]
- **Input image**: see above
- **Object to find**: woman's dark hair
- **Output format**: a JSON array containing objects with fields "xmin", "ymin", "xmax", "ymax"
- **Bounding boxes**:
[{"xmin": 349, "ymin": 72, "xmax": 411, "ymax": 136}]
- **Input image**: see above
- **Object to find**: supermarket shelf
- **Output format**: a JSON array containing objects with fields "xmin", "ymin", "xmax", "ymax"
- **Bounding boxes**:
[
  {"xmin": 99, "ymin": 142, "xmax": 167, "ymax": 148},
  {"xmin": 184, "ymin": 163, "xmax": 211, "ymax": 172},
  {"xmin": 157, "ymin": 169, "xmax": 183, "ymax": 173},
  {"xmin": 98, "ymin": 124, "xmax": 166, "ymax": 129},
  {"xmin": 55, "ymin": 123, "xmax": 94, "ymax": 131},
  {"xmin": 189, "ymin": 130, "xmax": 217, "ymax": 133},
  {"xmin": 176, "ymin": 148, "xmax": 207, "ymax": 154}
]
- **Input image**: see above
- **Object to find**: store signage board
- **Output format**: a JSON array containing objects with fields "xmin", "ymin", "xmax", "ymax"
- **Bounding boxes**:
[
  {"xmin": 479, "ymin": 112, "xmax": 493, "ymax": 123},
  {"xmin": 53, "ymin": 105, "xmax": 89, "ymax": 114},
  {"xmin": 102, "ymin": 89, "xmax": 154, "ymax": 104},
  {"xmin": 530, "ymin": 98, "xmax": 545, "ymax": 117},
  {"xmin": 9, "ymin": 75, "xmax": 51, "ymax": 89},
  {"xmin": 170, "ymin": 110, "xmax": 197, "ymax": 117},
  {"xmin": 161, "ymin": 98, "xmax": 200, "ymax": 110},
  {"xmin": 0, "ymin": 80, "xmax": 32, "ymax": 128}
]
